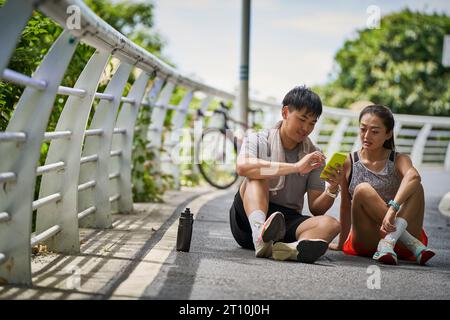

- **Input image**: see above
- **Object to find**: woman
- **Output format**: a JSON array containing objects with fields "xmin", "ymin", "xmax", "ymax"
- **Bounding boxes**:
[{"xmin": 329, "ymin": 105, "xmax": 435, "ymax": 265}]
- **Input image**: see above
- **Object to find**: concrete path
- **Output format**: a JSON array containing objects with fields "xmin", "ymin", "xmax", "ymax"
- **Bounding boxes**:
[
  {"xmin": 133, "ymin": 169, "xmax": 450, "ymax": 300},
  {"xmin": 0, "ymin": 169, "xmax": 449, "ymax": 299}
]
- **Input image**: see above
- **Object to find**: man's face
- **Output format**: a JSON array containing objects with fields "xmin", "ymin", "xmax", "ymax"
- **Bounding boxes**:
[{"xmin": 281, "ymin": 106, "xmax": 318, "ymax": 143}]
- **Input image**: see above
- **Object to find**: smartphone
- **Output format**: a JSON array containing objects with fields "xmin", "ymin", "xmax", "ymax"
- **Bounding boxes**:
[{"xmin": 320, "ymin": 152, "xmax": 347, "ymax": 180}]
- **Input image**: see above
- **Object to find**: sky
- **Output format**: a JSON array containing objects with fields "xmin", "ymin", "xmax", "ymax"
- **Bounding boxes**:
[{"xmin": 152, "ymin": 0, "xmax": 450, "ymax": 103}]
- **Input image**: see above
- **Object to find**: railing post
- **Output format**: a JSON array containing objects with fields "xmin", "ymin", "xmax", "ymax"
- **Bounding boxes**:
[
  {"xmin": 0, "ymin": 30, "xmax": 78, "ymax": 285},
  {"xmin": 147, "ymin": 81, "xmax": 176, "ymax": 149},
  {"xmin": 393, "ymin": 121, "xmax": 402, "ymax": 139},
  {"xmin": 445, "ymin": 141, "xmax": 450, "ymax": 171},
  {"xmin": 0, "ymin": 0, "xmax": 34, "ymax": 74},
  {"xmin": 309, "ymin": 116, "xmax": 324, "ymax": 145},
  {"xmin": 161, "ymin": 90, "xmax": 194, "ymax": 189},
  {"xmin": 78, "ymin": 62, "xmax": 132, "ymax": 229},
  {"xmin": 410, "ymin": 123, "xmax": 432, "ymax": 168},
  {"xmin": 147, "ymin": 81, "xmax": 176, "ymax": 185},
  {"xmin": 35, "ymin": 50, "xmax": 110, "ymax": 254},
  {"xmin": 326, "ymin": 117, "xmax": 350, "ymax": 158},
  {"xmin": 192, "ymin": 95, "xmax": 213, "ymax": 177},
  {"xmin": 350, "ymin": 118, "xmax": 360, "ymax": 152},
  {"xmin": 109, "ymin": 71, "xmax": 150, "ymax": 214},
  {"xmin": 133, "ymin": 77, "xmax": 165, "ymax": 196}
]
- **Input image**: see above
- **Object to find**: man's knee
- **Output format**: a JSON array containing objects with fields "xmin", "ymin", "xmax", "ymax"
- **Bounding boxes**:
[
  {"xmin": 240, "ymin": 178, "xmax": 269, "ymax": 197},
  {"xmin": 247, "ymin": 178, "xmax": 269, "ymax": 190}
]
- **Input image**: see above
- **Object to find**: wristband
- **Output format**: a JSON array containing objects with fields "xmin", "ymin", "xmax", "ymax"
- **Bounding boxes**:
[
  {"xmin": 387, "ymin": 200, "xmax": 401, "ymax": 212},
  {"xmin": 325, "ymin": 186, "xmax": 340, "ymax": 199}
]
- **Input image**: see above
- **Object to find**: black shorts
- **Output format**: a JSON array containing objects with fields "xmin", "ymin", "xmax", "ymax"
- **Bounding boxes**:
[{"xmin": 229, "ymin": 191, "xmax": 310, "ymax": 250}]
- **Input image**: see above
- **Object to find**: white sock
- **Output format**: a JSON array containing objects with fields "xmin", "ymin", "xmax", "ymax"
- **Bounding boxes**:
[
  {"xmin": 399, "ymin": 230, "xmax": 425, "ymax": 255},
  {"xmin": 383, "ymin": 217, "xmax": 408, "ymax": 246},
  {"xmin": 248, "ymin": 210, "xmax": 266, "ymax": 244}
]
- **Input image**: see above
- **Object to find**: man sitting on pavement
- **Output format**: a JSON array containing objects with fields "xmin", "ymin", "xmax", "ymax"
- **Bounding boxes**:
[{"xmin": 229, "ymin": 85, "xmax": 342, "ymax": 263}]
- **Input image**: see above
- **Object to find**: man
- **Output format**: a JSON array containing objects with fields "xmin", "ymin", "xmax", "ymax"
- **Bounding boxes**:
[{"xmin": 229, "ymin": 86, "xmax": 342, "ymax": 263}]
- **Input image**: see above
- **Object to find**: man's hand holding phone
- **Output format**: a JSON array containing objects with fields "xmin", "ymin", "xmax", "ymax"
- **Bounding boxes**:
[{"xmin": 320, "ymin": 152, "xmax": 347, "ymax": 192}]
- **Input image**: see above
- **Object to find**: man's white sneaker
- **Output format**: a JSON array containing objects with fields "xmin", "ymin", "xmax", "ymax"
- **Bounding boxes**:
[
  {"xmin": 272, "ymin": 239, "xmax": 328, "ymax": 263},
  {"xmin": 254, "ymin": 211, "xmax": 286, "ymax": 258}
]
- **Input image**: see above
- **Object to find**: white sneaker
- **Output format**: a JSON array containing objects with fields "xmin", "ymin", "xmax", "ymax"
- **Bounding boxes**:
[
  {"xmin": 373, "ymin": 239, "xmax": 397, "ymax": 265},
  {"xmin": 272, "ymin": 239, "xmax": 328, "ymax": 263},
  {"xmin": 254, "ymin": 211, "xmax": 286, "ymax": 258},
  {"xmin": 414, "ymin": 246, "xmax": 435, "ymax": 266}
]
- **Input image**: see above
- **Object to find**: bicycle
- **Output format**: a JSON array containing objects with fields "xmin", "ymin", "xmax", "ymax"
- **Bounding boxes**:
[{"xmin": 195, "ymin": 102, "xmax": 261, "ymax": 189}]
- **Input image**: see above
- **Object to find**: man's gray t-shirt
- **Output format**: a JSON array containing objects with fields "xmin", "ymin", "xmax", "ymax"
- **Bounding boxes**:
[{"xmin": 239, "ymin": 131, "xmax": 325, "ymax": 213}]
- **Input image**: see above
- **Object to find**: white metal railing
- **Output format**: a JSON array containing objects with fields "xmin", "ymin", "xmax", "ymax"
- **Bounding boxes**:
[
  {"xmin": 0, "ymin": 0, "xmax": 449, "ymax": 287},
  {"xmin": 0, "ymin": 0, "xmax": 237, "ymax": 286}
]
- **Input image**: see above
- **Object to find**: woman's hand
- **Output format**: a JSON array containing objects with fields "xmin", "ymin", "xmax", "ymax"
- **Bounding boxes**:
[
  {"xmin": 322, "ymin": 164, "xmax": 344, "ymax": 192},
  {"xmin": 295, "ymin": 151, "xmax": 326, "ymax": 175},
  {"xmin": 380, "ymin": 208, "xmax": 397, "ymax": 236}
]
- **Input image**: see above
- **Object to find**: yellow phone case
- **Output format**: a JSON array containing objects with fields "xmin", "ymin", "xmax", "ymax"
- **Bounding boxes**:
[{"xmin": 320, "ymin": 152, "xmax": 347, "ymax": 179}]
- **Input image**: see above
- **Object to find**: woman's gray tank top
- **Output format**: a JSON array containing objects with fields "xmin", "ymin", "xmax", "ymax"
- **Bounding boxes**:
[{"xmin": 348, "ymin": 150, "xmax": 401, "ymax": 203}]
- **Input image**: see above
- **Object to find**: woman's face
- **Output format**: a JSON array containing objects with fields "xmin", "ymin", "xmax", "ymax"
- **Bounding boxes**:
[{"xmin": 359, "ymin": 113, "xmax": 392, "ymax": 150}]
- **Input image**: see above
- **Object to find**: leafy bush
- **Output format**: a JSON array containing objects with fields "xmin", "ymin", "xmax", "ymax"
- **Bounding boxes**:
[
  {"xmin": 315, "ymin": 9, "xmax": 450, "ymax": 116},
  {"xmin": 0, "ymin": 0, "xmax": 171, "ymax": 205}
]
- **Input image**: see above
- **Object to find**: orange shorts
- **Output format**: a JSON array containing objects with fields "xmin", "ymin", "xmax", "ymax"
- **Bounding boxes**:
[{"xmin": 343, "ymin": 229, "xmax": 428, "ymax": 261}]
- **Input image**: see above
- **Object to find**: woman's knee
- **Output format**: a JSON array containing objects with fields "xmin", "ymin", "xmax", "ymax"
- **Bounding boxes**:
[
  {"xmin": 318, "ymin": 215, "xmax": 341, "ymax": 235},
  {"xmin": 416, "ymin": 183, "xmax": 424, "ymax": 198},
  {"xmin": 353, "ymin": 182, "xmax": 376, "ymax": 200}
]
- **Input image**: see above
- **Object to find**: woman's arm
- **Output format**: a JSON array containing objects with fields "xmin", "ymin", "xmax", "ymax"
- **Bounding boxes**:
[
  {"xmin": 330, "ymin": 156, "xmax": 352, "ymax": 250},
  {"xmin": 381, "ymin": 153, "xmax": 421, "ymax": 234},
  {"xmin": 392, "ymin": 154, "xmax": 421, "ymax": 205}
]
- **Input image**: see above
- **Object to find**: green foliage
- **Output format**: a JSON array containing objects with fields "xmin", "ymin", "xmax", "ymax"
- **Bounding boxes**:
[
  {"xmin": 84, "ymin": 0, "xmax": 166, "ymax": 59},
  {"xmin": 0, "ymin": 9, "xmax": 62, "ymax": 130},
  {"xmin": 1, "ymin": 0, "xmax": 170, "ymax": 204},
  {"xmin": 315, "ymin": 9, "xmax": 450, "ymax": 116}
]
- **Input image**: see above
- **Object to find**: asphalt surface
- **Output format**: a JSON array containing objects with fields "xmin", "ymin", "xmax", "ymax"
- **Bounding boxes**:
[{"xmin": 141, "ymin": 169, "xmax": 450, "ymax": 300}]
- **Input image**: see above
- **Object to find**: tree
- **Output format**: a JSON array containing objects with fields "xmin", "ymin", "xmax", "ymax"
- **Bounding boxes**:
[
  {"xmin": 315, "ymin": 9, "xmax": 450, "ymax": 116},
  {"xmin": 0, "ymin": 0, "xmax": 169, "ymax": 203},
  {"xmin": 0, "ymin": 0, "xmax": 166, "ymax": 130}
]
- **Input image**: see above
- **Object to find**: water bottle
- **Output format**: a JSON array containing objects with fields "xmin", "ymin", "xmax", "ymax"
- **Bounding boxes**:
[{"xmin": 176, "ymin": 207, "xmax": 194, "ymax": 252}]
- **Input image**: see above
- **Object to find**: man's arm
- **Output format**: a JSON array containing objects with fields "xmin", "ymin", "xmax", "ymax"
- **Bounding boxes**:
[
  {"xmin": 307, "ymin": 188, "xmax": 336, "ymax": 216},
  {"xmin": 307, "ymin": 163, "xmax": 344, "ymax": 216},
  {"xmin": 236, "ymin": 151, "xmax": 326, "ymax": 180},
  {"xmin": 236, "ymin": 157, "xmax": 297, "ymax": 179}
]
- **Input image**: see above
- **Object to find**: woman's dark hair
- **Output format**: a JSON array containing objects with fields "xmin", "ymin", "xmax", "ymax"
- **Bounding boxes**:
[
  {"xmin": 359, "ymin": 104, "xmax": 396, "ymax": 150},
  {"xmin": 282, "ymin": 85, "xmax": 322, "ymax": 118}
]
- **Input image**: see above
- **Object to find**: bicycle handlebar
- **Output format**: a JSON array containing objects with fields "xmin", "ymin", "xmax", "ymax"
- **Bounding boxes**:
[{"xmin": 196, "ymin": 101, "xmax": 263, "ymax": 130}]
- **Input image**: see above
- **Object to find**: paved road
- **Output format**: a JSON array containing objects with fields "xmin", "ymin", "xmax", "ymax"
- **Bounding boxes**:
[
  {"xmin": 0, "ymin": 170, "xmax": 448, "ymax": 300},
  {"xmin": 141, "ymin": 169, "xmax": 450, "ymax": 300}
]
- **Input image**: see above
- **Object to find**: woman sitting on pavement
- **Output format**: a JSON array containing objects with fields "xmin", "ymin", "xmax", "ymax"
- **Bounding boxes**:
[{"xmin": 329, "ymin": 104, "xmax": 435, "ymax": 265}]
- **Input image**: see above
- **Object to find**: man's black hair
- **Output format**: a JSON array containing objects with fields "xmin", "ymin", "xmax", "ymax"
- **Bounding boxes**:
[{"xmin": 282, "ymin": 85, "xmax": 322, "ymax": 118}]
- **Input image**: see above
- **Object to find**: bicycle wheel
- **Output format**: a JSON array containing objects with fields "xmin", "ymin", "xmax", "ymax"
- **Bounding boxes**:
[{"xmin": 196, "ymin": 128, "xmax": 238, "ymax": 189}]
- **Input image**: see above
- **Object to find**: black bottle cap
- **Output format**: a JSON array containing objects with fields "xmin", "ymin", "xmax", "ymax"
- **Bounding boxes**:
[{"xmin": 182, "ymin": 208, "xmax": 191, "ymax": 217}]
